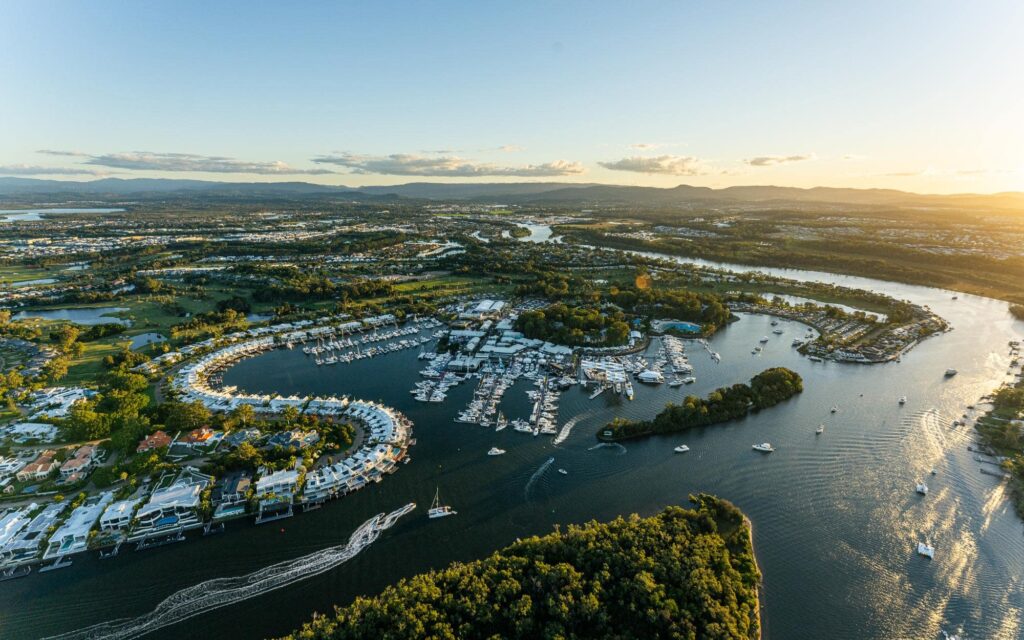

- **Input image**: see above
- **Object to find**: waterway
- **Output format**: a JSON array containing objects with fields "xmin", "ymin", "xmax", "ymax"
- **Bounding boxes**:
[
  {"xmin": 2, "ymin": 248, "xmax": 1023, "ymax": 639},
  {"xmin": 11, "ymin": 307, "xmax": 131, "ymax": 326},
  {"xmin": 0, "ymin": 208, "xmax": 125, "ymax": 223}
]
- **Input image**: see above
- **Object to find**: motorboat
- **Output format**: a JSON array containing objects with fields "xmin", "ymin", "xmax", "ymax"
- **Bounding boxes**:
[
  {"xmin": 815, "ymin": 424, "xmax": 825, "ymax": 435},
  {"xmin": 945, "ymin": 368, "xmax": 958, "ymax": 377},
  {"xmin": 773, "ymin": 328, "xmax": 784, "ymax": 335},
  {"xmin": 674, "ymin": 444, "xmax": 690, "ymax": 453},
  {"xmin": 916, "ymin": 482, "xmax": 928, "ymax": 495},
  {"xmin": 759, "ymin": 336, "xmax": 770, "ymax": 343},
  {"xmin": 487, "ymin": 447, "xmax": 506, "ymax": 456},
  {"xmin": 682, "ymin": 376, "xmax": 696, "ymax": 384},
  {"xmin": 898, "ymin": 396, "xmax": 907, "ymax": 405},
  {"xmin": 427, "ymin": 487, "xmax": 457, "ymax": 519},
  {"xmin": 752, "ymin": 442, "xmax": 775, "ymax": 453},
  {"xmin": 917, "ymin": 542, "xmax": 935, "ymax": 559},
  {"xmin": 830, "ymin": 405, "xmax": 839, "ymax": 413},
  {"xmin": 557, "ymin": 468, "xmax": 568, "ymax": 475}
]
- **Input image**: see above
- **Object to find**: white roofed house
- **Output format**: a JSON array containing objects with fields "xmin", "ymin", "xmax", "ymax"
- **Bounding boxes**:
[
  {"xmin": 99, "ymin": 498, "xmax": 142, "ymax": 534},
  {"xmin": 254, "ymin": 467, "xmax": 301, "ymax": 524},
  {"xmin": 43, "ymin": 492, "xmax": 115, "ymax": 560},
  {"xmin": 129, "ymin": 467, "xmax": 212, "ymax": 540}
]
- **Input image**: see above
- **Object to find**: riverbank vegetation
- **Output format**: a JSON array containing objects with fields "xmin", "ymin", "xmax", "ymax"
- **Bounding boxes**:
[
  {"xmin": 601, "ymin": 367, "xmax": 803, "ymax": 441},
  {"xmin": 515, "ymin": 303, "xmax": 630, "ymax": 346},
  {"xmin": 974, "ymin": 379, "xmax": 1024, "ymax": 517},
  {"xmin": 281, "ymin": 494, "xmax": 760, "ymax": 640}
]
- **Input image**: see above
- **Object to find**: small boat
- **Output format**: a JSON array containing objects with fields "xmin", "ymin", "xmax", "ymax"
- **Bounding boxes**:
[
  {"xmin": 668, "ymin": 378, "xmax": 683, "ymax": 387},
  {"xmin": 773, "ymin": 328, "xmax": 784, "ymax": 335},
  {"xmin": 427, "ymin": 487, "xmax": 457, "ymax": 519},
  {"xmin": 487, "ymin": 447, "xmax": 506, "ymax": 456},
  {"xmin": 674, "ymin": 444, "xmax": 690, "ymax": 453},
  {"xmin": 759, "ymin": 336, "xmax": 770, "ymax": 343},
  {"xmin": 917, "ymin": 542, "xmax": 935, "ymax": 559},
  {"xmin": 930, "ymin": 468, "xmax": 937, "ymax": 475},
  {"xmin": 752, "ymin": 442, "xmax": 775, "ymax": 453},
  {"xmin": 945, "ymin": 368, "xmax": 958, "ymax": 377},
  {"xmin": 682, "ymin": 376, "xmax": 696, "ymax": 384},
  {"xmin": 830, "ymin": 405, "xmax": 839, "ymax": 413},
  {"xmin": 898, "ymin": 396, "xmax": 907, "ymax": 405},
  {"xmin": 815, "ymin": 424, "xmax": 825, "ymax": 435},
  {"xmin": 557, "ymin": 468, "xmax": 568, "ymax": 475},
  {"xmin": 916, "ymin": 482, "xmax": 928, "ymax": 495}
]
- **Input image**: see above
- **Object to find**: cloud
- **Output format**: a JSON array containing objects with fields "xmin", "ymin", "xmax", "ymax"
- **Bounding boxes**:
[
  {"xmin": 312, "ymin": 153, "xmax": 584, "ymax": 177},
  {"xmin": 497, "ymin": 145, "xmax": 524, "ymax": 153},
  {"xmin": 0, "ymin": 164, "xmax": 106, "ymax": 176},
  {"xmin": 744, "ymin": 154, "xmax": 816, "ymax": 167},
  {"xmin": 38, "ymin": 150, "xmax": 335, "ymax": 175},
  {"xmin": 629, "ymin": 143, "xmax": 661, "ymax": 150},
  {"xmin": 598, "ymin": 155, "xmax": 708, "ymax": 176}
]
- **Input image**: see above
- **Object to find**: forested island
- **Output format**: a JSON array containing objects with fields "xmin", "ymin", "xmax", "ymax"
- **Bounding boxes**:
[
  {"xmin": 601, "ymin": 368, "xmax": 804, "ymax": 441},
  {"xmin": 280, "ymin": 494, "xmax": 761, "ymax": 640}
]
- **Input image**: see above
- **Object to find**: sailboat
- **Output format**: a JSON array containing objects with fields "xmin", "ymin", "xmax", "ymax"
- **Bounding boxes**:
[{"xmin": 428, "ymin": 487, "xmax": 457, "ymax": 519}]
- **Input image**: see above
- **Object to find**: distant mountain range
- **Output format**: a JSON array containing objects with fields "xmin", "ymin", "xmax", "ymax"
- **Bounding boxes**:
[{"xmin": 2, "ymin": 176, "xmax": 1023, "ymax": 211}]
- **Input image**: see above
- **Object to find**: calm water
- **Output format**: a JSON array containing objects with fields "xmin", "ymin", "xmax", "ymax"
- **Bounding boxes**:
[
  {"xmin": 2, "ymin": 260, "xmax": 1023, "ymax": 639},
  {"xmin": 0, "ymin": 208, "xmax": 124, "ymax": 222},
  {"xmin": 11, "ymin": 307, "xmax": 131, "ymax": 326}
]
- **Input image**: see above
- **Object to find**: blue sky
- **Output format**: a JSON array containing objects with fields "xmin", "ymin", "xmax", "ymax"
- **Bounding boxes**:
[{"xmin": 2, "ymin": 1, "xmax": 1022, "ymax": 192}]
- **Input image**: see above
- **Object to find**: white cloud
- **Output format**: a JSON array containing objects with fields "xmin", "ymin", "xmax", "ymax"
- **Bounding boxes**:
[
  {"xmin": 744, "ymin": 154, "xmax": 816, "ymax": 167},
  {"xmin": 497, "ymin": 145, "xmax": 524, "ymax": 153},
  {"xmin": 312, "ymin": 153, "xmax": 584, "ymax": 177},
  {"xmin": 38, "ymin": 150, "xmax": 335, "ymax": 175},
  {"xmin": 598, "ymin": 155, "xmax": 708, "ymax": 176}
]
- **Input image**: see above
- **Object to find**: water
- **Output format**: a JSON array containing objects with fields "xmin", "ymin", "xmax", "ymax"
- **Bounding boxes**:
[
  {"xmin": 11, "ymin": 307, "xmax": 131, "ymax": 326},
  {"xmin": 2, "ymin": 259, "xmax": 1023, "ymax": 639},
  {"xmin": 0, "ymin": 208, "xmax": 124, "ymax": 223},
  {"xmin": 8, "ymin": 278, "xmax": 58, "ymax": 288},
  {"xmin": 130, "ymin": 333, "xmax": 168, "ymax": 350}
]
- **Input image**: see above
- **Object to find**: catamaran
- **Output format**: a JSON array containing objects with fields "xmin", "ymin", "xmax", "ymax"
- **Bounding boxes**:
[{"xmin": 428, "ymin": 488, "xmax": 457, "ymax": 519}]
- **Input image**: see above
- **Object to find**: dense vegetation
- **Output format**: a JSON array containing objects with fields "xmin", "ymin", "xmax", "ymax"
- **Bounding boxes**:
[
  {"xmin": 601, "ymin": 367, "xmax": 803, "ymax": 441},
  {"xmin": 975, "ymin": 380, "xmax": 1024, "ymax": 517},
  {"xmin": 281, "ymin": 495, "xmax": 760, "ymax": 640},
  {"xmin": 515, "ymin": 303, "xmax": 631, "ymax": 346}
]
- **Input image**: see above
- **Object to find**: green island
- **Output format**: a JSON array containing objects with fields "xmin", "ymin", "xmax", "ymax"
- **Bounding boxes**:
[
  {"xmin": 974, "ymin": 375, "xmax": 1024, "ymax": 517},
  {"xmin": 280, "ymin": 494, "xmax": 760, "ymax": 640},
  {"xmin": 601, "ymin": 368, "xmax": 803, "ymax": 441}
]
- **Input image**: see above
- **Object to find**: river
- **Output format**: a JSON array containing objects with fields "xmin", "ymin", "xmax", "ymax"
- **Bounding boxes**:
[{"xmin": 1, "ymin": 239, "xmax": 1022, "ymax": 639}]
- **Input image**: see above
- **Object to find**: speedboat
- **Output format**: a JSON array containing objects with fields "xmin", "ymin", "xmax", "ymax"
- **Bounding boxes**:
[
  {"xmin": 830, "ymin": 405, "xmax": 839, "ymax": 413},
  {"xmin": 773, "ymin": 328, "xmax": 784, "ymax": 335},
  {"xmin": 945, "ymin": 368, "xmax": 958, "ymax": 377},
  {"xmin": 815, "ymin": 424, "xmax": 825, "ymax": 435},
  {"xmin": 487, "ymin": 447, "xmax": 506, "ymax": 456},
  {"xmin": 557, "ymin": 468, "xmax": 568, "ymax": 475},
  {"xmin": 898, "ymin": 396, "xmax": 907, "ymax": 405},
  {"xmin": 752, "ymin": 442, "xmax": 775, "ymax": 453},
  {"xmin": 917, "ymin": 542, "xmax": 935, "ymax": 559},
  {"xmin": 916, "ymin": 482, "xmax": 928, "ymax": 495},
  {"xmin": 674, "ymin": 445, "xmax": 690, "ymax": 453},
  {"xmin": 759, "ymin": 336, "xmax": 770, "ymax": 343}
]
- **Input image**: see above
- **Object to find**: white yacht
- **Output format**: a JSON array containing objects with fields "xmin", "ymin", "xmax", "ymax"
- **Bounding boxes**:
[
  {"xmin": 945, "ymin": 368, "xmax": 958, "ymax": 377},
  {"xmin": 557, "ymin": 468, "xmax": 568, "ymax": 475},
  {"xmin": 830, "ymin": 405, "xmax": 839, "ymax": 413},
  {"xmin": 915, "ymin": 482, "xmax": 928, "ymax": 495},
  {"xmin": 752, "ymin": 442, "xmax": 775, "ymax": 453},
  {"xmin": 898, "ymin": 396, "xmax": 907, "ymax": 405},
  {"xmin": 624, "ymin": 379, "xmax": 635, "ymax": 400},
  {"xmin": 759, "ymin": 336, "xmax": 770, "ymax": 343},
  {"xmin": 815, "ymin": 424, "xmax": 825, "ymax": 435},
  {"xmin": 487, "ymin": 447, "xmax": 506, "ymax": 456},
  {"xmin": 917, "ymin": 541, "xmax": 935, "ymax": 559},
  {"xmin": 773, "ymin": 328, "xmax": 784, "ymax": 335},
  {"xmin": 637, "ymin": 370, "xmax": 664, "ymax": 384},
  {"xmin": 427, "ymin": 488, "xmax": 457, "ymax": 519},
  {"xmin": 674, "ymin": 444, "xmax": 690, "ymax": 453},
  {"xmin": 682, "ymin": 376, "xmax": 697, "ymax": 384}
]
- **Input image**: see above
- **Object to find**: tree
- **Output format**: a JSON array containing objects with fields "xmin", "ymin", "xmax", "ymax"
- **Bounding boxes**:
[
  {"xmin": 164, "ymin": 400, "xmax": 211, "ymax": 432},
  {"xmin": 232, "ymin": 403, "xmax": 255, "ymax": 427}
]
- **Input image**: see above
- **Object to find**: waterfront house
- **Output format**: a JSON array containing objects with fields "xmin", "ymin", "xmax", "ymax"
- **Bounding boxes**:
[
  {"xmin": 43, "ymin": 492, "xmax": 114, "ymax": 559},
  {"xmin": 0, "ymin": 503, "xmax": 65, "ymax": 567},
  {"xmin": 16, "ymin": 450, "xmax": 57, "ymax": 482},
  {"xmin": 255, "ymin": 468, "xmax": 299, "ymax": 497},
  {"xmin": 212, "ymin": 471, "xmax": 252, "ymax": 519},
  {"xmin": 136, "ymin": 430, "xmax": 172, "ymax": 453},
  {"xmin": 0, "ymin": 456, "xmax": 26, "ymax": 481},
  {"xmin": 131, "ymin": 468, "xmax": 212, "ymax": 538},
  {"xmin": 99, "ymin": 498, "xmax": 141, "ymax": 533}
]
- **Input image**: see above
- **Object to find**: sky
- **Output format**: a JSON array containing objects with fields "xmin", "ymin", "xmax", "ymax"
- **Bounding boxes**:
[{"xmin": 1, "ymin": 1, "xmax": 1023, "ymax": 194}]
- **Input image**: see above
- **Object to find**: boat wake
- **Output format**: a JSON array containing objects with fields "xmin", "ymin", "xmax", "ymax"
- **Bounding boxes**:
[
  {"xmin": 587, "ymin": 442, "xmax": 627, "ymax": 455},
  {"xmin": 43, "ymin": 503, "xmax": 417, "ymax": 640},
  {"xmin": 524, "ymin": 457, "xmax": 555, "ymax": 500},
  {"xmin": 553, "ymin": 410, "xmax": 596, "ymax": 446}
]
